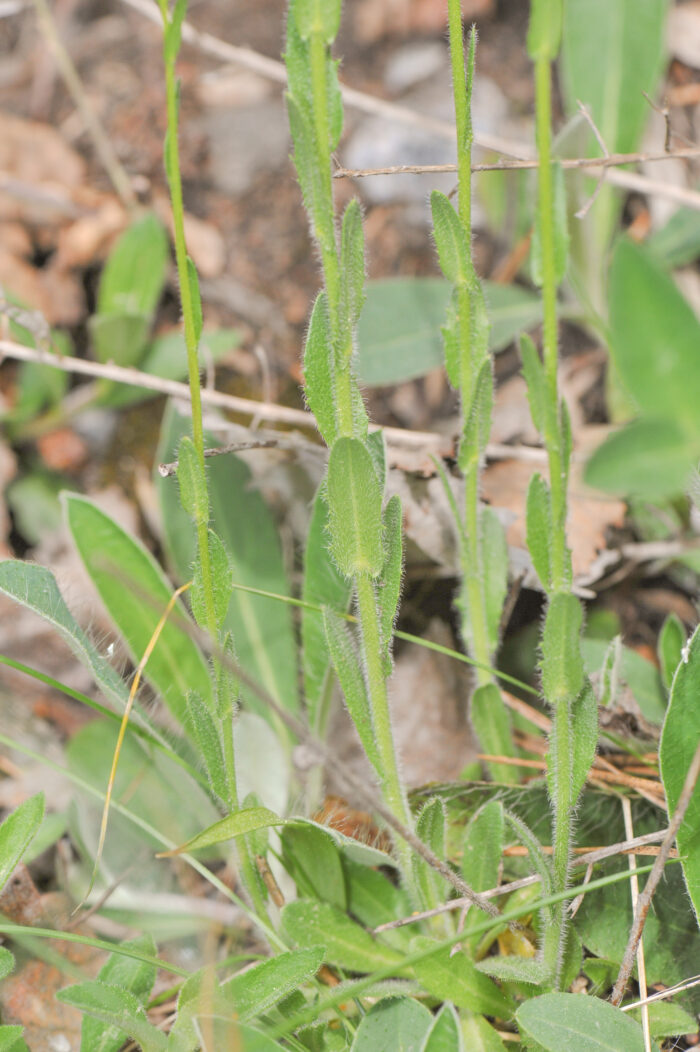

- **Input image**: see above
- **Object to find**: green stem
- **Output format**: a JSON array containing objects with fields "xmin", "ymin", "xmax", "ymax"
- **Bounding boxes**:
[
  {"xmin": 549, "ymin": 699, "xmax": 573, "ymax": 987},
  {"xmin": 534, "ymin": 54, "xmax": 567, "ymax": 592},
  {"xmin": 355, "ymin": 573, "xmax": 414, "ymax": 881}
]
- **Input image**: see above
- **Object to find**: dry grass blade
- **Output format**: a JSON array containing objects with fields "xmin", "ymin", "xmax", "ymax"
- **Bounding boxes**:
[{"xmin": 74, "ymin": 582, "xmax": 191, "ymax": 913}]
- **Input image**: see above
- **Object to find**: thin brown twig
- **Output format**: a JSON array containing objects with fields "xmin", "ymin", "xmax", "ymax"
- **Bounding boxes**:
[
  {"xmin": 333, "ymin": 146, "xmax": 700, "ymax": 180},
  {"xmin": 158, "ymin": 438, "xmax": 279, "ymax": 478},
  {"xmin": 611, "ymin": 739, "xmax": 700, "ymax": 1006},
  {"xmin": 373, "ymin": 830, "xmax": 670, "ymax": 932}
]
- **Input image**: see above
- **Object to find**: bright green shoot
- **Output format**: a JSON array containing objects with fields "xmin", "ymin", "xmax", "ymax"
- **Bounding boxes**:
[
  {"xmin": 285, "ymin": 0, "xmax": 417, "ymax": 890},
  {"xmin": 431, "ymin": 12, "xmax": 515, "ymax": 784}
]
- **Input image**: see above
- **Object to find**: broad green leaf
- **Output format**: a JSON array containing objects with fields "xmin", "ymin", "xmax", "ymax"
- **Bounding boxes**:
[
  {"xmin": 281, "ymin": 899, "xmax": 404, "ymax": 972},
  {"xmin": 186, "ymin": 256, "xmax": 202, "ymax": 345},
  {"xmin": 156, "ymin": 404, "xmax": 298, "ymax": 725},
  {"xmin": 470, "ymin": 684, "xmax": 517, "ymax": 784},
  {"xmin": 540, "ymin": 593, "xmax": 584, "ymax": 705},
  {"xmin": 0, "ymin": 1028, "xmax": 25, "ymax": 1052},
  {"xmin": 57, "ymin": 983, "xmax": 166, "ymax": 1052},
  {"xmin": 0, "ymin": 561, "xmax": 132, "ymax": 713},
  {"xmin": 81, "ymin": 935, "xmax": 157, "ymax": 1052},
  {"xmin": 531, "ymin": 162, "xmax": 568, "ymax": 287},
  {"xmin": 281, "ymin": 822, "xmax": 346, "ymax": 910},
  {"xmin": 177, "ymin": 436, "xmax": 208, "ymax": 526},
  {"xmin": 160, "ymin": 806, "xmax": 282, "ymax": 857},
  {"xmin": 100, "ymin": 328, "xmax": 239, "ymax": 410},
  {"xmin": 90, "ymin": 312, "xmax": 150, "ymax": 367},
  {"xmin": 413, "ymin": 797, "xmax": 447, "ymax": 911},
  {"xmin": 357, "ymin": 278, "xmax": 541, "ymax": 387},
  {"xmin": 608, "ymin": 238, "xmax": 700, "ymax": 428},
  {"xmin": 379, "ymin": 495, "xmax": 403, "ymax": 666},
  {"xmin": 516, "ymin": 992, "xmax": 650, "ymax": 1052},
  {"xmin": 526, "ymin": 473, "xmax": 552, "ymax": 589},
  {"xmin": 190, "ymin": 529, "xmax": 232, "ymax": 631},
  {"xmin": 344, "ymin": 858, "xmax": 411, "ymax": 942},
  {"xmin": 326, "ymin": 438, "xmax": 384, "ymax": 578},
  {"xmin": 660, "ymin": 624, "xmax": 700, "ymax": 922},
  {"xmin": 338, "ymin": 198, "xmax": 366, "ymax": 356},
  {"xmin": 302, "ymin": 487, "xmax": 351, "ymax": 734},
  {"xmin": 63, "ymin": 493, "xmax": 212, "ymax": 723},
  {"xmin": 0, "ymin": 948, "xmax": 14, "ymax": 981},
  {"xmin": 460, "ymin": 1014, "xmax": 507, "ymax": 1052},
  {"xmin": 420, "ymin": 1003, "xmax": 462, "ymax": 1052},
  {"xmin": 184, "ymin": 691, "xmax": 227, "ymax": 805},
  {"xmin": 351, "ymin": 996, "xmax": 433, "ymax": 1051},
  {"xmin": 97, "ymin": 213, "xmax": 168, "ymax": 319},
  {"xmin": 630, "ymin": 1000, "xmax": 697, "ymax": 1040},
  {"xmin": 658, "ymin": 612, "xmax": 685, "ymax": 691},
  {"xmin": 527, "ymin": 0, "xmax": 562, "ymax": 60},
  {"xmin": 303, "ymin": 292, "xmax": 337, "ymax": 445},
  {"xmin": 431, "ymin": 191, "xmax": 470, "ymax": 287},
  {"xmin": 322, "ymin": 608, "xmax": 379, "ymax": 771},
  {"xmin": 411, "ymin": 938, "xmax": 513, "ymax": 1019},
  {"xmin": 462, "ymin": 800, "xmax": 504, "ymax": 893},
  {"xmin": 0, "ymin": 794, "xmax": 44, "ymax": 893},
  {"xmin": 585, "ymin": 418, "xmax": 694, "ymax": 500},
  {"xmin": 520, "ymin": 333, "xmax": 547, "ymax": 435},
  {"xmin": 221, "ymin": 946, "xmax": 325, "ymax": 1022}
]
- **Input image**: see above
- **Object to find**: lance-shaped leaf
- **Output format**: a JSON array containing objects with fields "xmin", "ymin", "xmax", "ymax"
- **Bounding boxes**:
[
  {"xmin": 302, "ymin": 488, "xmax": 351, "ymax": 732},
  {"xmin": 379, "ymin": 495, "xmax": 403, "ymax": 668},
  {"xmin": 281, "ymin": 822, "xmax": 346, "ymax": 909},
  {"xmin": 326, "ymin": 437, "xmax": 384, "ymax": 578},
  {"xmin": 97, "ymin": 213, "xmax": 168, "ymax": 320},
  {"xmin": 527, "ymin": 0, "xmax": 563, "ymax": 61},
  {"xmin": 185, "ymin": 691, "xmax": 227, "ymax": 805},
  {"xmin": 0, "ymin": 561, "xmax": 131, "ymax": 713},
  {"xmin": 531, "ymin": 162, "xmax": 569, "ymax": 287},
  {"xmin": 323, "ymin": 608, "xmax": 379, "ymax": 771},
  {"xmin": 159, "ymin": 806, "xmax": 282, "ymax": 857},
  {"xmin": 303, "ymin": 292, "xmax": 337, "ymax": 446},
  {"xmin": 569, "ymin": 682, "xmax": 599, "ymax": 804},
  {"xmin": 190, "ymin": 528, "xmax": 232, "ymax": 632},
  {"xmin": 431, "ymin": 190, "xmax": 471, "ymax": 287},
  {"xmin": 413, "ymin": 796, "xmax": 447, "ymax": 911},
  {"xmin": 462, "ymin": 799, "xmax": 504, "ymax": 893},
  {"xmin": 458, "ymin": 360, "xmax": 494, "ymax": 476},
  {"xmin": 186, "ymin": 256, "xmax": 203, "ymax": 346},
  {"xmin": 294, "ymin": 0, "xmax": 341, "ymax": 42},
  {"xmin": 658, "ymin": 612, "xmax": 685, "ymax": 691},
  {"xmin": 57, "ymin": 984, "xmax": 166, "ymax": 1052},
  {"xmin": 520, "ymin": 333, "xmax": 547, "ymax": 435},
  {"xmin": 81, "ymin": 934, "xmax": 158, "ymax": 1052},
  {"xmin": 0, "ymin": 794, "xmax": 44, "ymax": 893},
  {"xmin": 480, "ymin": 506, "xmax": 508, "ymax": 658},
  {"xmin": 338, "ymin": 199, "xmax": 366, "ymax": 361},
  {"xmin": 471, "ymin": 684, "xmax": 517, "ymax": 784},
  {"xmin": 526, "ymin": 473, "xmax": 552, "ymax": 590},
  {"xmin": 176, "ymin": 435, "xmax": 208, "ymax": 527},
  {"xmin": 540, "ymin": 593, "xmax": 584, "ymax": 706},
  {"xmin": 220, "ymin": 946, "xmax": 326, "ymax": 1023},
  {"xmin": 287, "ymin": 94, "xmax": 328, "ymax": 232},
  {"xmin": 660, "ymin": 624, "xmax": 700, "ymax": 922},
  {"xmin": 412, "ymin": 938, "xmax": 513, "ymax": 1019},
  {"xmin": 64, "ymin": 493, "xmax": 212, "ymax": 722}
]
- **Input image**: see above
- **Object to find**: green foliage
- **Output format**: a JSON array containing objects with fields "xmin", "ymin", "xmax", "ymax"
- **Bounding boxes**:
[
  {"xmin": 527, "ymin": 0, "xmax": 562, "ymax": 60},
  {"xmin": 658, "ymin": 612, "xmax": 685, "ymax": 691},
  {"xmin": 531, "ymin": 161, "xmax": 569, "ymax": 286},
  {"xmin": 57, "ymin": 982, "xmax": 167, "ymax": 1052},
  {"xmin": 350, "ymin": 997, "xmax": 433, "ymax": 1051},
  {"xmin": 281, "ymin": 823, "xmax": 346, "ymax": 909},
  {"xmin": 516, "ymin": 993, "xmax": 651, "ymax": 1051},
  {"xmin": 0, "ymin": 794, "xmax": 44, "ymax": 893},
  {"xmin": 79, "ymin": 935, "xmax": 158, "ymax": 1052},
  {"xmin": 660, "ymin": 624, "xmax": 700, "ymax": 922},
  {"xmin": 326, "ymin": 438, "xmax": 385, "ymax": 578},
  {"xmin": 282, "ymin": 899, "xmax": 404, "ymax": 972}
]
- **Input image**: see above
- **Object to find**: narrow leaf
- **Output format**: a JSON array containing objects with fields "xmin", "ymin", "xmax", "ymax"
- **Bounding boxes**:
[
  {"xmin": 540, "ymin": 593, "xmax": 584, "ymax": 705},
  {"xmin": 520, "ymin": 333, "xmax": 547, "ymax": 435},
  {"xmin": 64, "ymin": 493, "xmax": 212, "ymax": 722},
  {"xmin": 303, "ymin": 292, "xmax": 337, "ymax": 446},
  {"xmin": 323, "ymin": 608, "xmax": 379, "ymax": 771},
  {"xmin": 431, "ymin": 190, "xmax": 470, "ymax": 286},
  {"xmin": 81, "ymin": 934, "xmax": 157, "ymax": 1052},
  {"xmin": 462, "ymin": 800, "xmax": 504, "ymax": 893},
  {"xmin": 379, "ymin": 495, "xmax": 403, "ymax": 666},
  {"xmin": 420, "ymin": 1003, "xmax": 463, "ymax": 1052},
  {"xmin": 658, "ymin": 612, "xmax": 685, "ymax": 691},
  {"xmin": 480, "ymin": 505, "xmax": 507, "ymax": 657},
  {"xmin": 526, "ymin": 472, "xmax": 552, "ymax": 589},
  {"xmin": 0, "ymin": 794, "xmax": 44, "ymax": 893},
  {"xmin": 158, "ymin": 806, "xmax": 282, "ymax": 857},
  {"xmin": 411, "ymin": 938, "xmax": 513, "ymax": 1019},
  {"xmin": 190, "ymin": 529, "xmax": 232, "ymax": 631},
  {"xmin": 660, "ymin": 623, "xmax": 700, "ymax": 922},
  {"xmin": 570, "ymin": 682, "xmax": 599, "ymax": 804},
  {"xmin": 326, "ymin": 437, "xmax": 384, "ymax": 578},
  {"xmin": 0, "ymin": 949, "xmax": 14, "ymax": 982},
  {"xmin": 281, "ymin": 823, "xmax": 346, "ymax": 909},
  {"xmin": 413, "ymin": 797, "xmax": 447, "ymax": 911},
  {"xmin": 97, "ymin": 213, "xmax": 168, "ymax": 319},
  {"xmin": 177, "ymin": 435, "xmax": 208, "ymax": 526},
  {"xmin": 527, "ymin": 0, "xmax": 562, "ymax": 60},
  {"xmin": 186, "ymin": 255, "xmax": 203, "ymax": 346},
  {"xmin": 470, "ymin": 684, "xmax": 517, "ymax": 784},
  {"xmin": 220, "ymin": 946, "xmax": 326, "ymax": 1022},
  {"xmin": 338, "ymin": 198, "xmax": 366, "ymax": 354},
  {"xmin": 185, "ymin": 691, "xmax": 227, "ymax": 805},
  {"xmin": 531, "ymin": 162, "xmax": 568, "ymax": 286},
  {"xmin": 57, "ymin": 983, "xmax": 167, "ymax": 1052}
]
